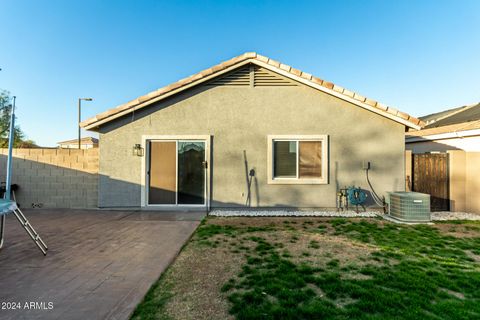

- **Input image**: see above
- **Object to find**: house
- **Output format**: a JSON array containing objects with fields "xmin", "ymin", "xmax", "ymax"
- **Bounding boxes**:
[
  {"xmin": 57, "ymin": 137, "xmax": 99, "ymax": 149},
  {"xmin": 406, "ymin": 103, "xmax": 480, "ymax": 152},
  {"xmin": 81, "ymin": 52, "xmax": 422, "ymax": 210},
  {"xmin": 405, "ymin": 103, "xmax": 480, "ymax": 213}
]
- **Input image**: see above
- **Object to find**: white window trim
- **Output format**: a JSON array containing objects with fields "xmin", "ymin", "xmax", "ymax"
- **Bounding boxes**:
[{"xmin": 267, "ymin": 135, "xmax": 328, "ymax": 185}]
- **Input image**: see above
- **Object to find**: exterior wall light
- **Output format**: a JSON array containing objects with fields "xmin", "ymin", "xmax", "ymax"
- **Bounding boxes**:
[{"xmin": 133, "ymin": 144, "xmax": 144, "ymax": 156}]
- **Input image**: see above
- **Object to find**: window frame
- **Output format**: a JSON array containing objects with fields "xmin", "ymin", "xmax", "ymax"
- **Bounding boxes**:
[{"xmin": 267, "ymin": 135, "xmax": 328, "ymax": 185}]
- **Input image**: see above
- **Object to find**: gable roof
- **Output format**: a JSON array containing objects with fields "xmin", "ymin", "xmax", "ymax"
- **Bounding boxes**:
[
  {"xmin": 419, "ymin": 105, "xmax": 468, "ymax": 126},
  {"xmin": 406, "ymin": 102, "xmax": 480, "ymax": 139},
  {"xmin": 81, "ymin": 52, "xmax": 424, "ymax": 130},
  {"xmin": 406, "ymin": 121, "xmax": 480, "ymax": 139},
  {"xmin": 421, "ymin": 102, "xmax": 480, "ymax": 129}
]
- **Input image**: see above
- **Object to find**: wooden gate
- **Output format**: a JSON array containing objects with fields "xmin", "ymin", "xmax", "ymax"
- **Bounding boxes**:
[{"xmin": 412, "ymin": 153, "xmax": 449, "ymax": 211}]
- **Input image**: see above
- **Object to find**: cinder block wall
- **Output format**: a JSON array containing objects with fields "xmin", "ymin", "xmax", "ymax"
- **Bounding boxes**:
[{"xmin": 0, "ymin": 148, "xmax": 98, "ymax": 208}]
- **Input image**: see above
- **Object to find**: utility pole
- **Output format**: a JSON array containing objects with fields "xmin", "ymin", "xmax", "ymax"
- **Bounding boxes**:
[
  {"xmin": 78, "ymin": 98, "xmax": 93, "ymax": 149},
  {"xmin": 5, "ymin": 96, "xmax": 16, "ymax": 200}
]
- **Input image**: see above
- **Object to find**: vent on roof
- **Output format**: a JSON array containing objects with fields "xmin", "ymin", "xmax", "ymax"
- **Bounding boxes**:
[
  {"xmin": 207, "ymin": 66, "xmax": 251, "ymax": 86},
  {"xmin": 253, "ymin": 65, "xmax": 296, "ymax": 87},
  {"xmin": 207, "ymin": 64, "xmax": 297, "ymax": 87}
]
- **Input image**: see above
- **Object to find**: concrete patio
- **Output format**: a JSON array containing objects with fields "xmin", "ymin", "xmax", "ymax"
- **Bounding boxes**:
[{"xmin": 0, "ymin": 209, "xmax": 203, "ymax": 320}]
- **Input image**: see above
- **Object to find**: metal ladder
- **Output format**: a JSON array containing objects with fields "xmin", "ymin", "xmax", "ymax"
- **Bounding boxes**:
[
  {"xmin": 11, "ymin": 206, "xmax": 48, "ymax": 255},
  {"xmin": 0, "ymin": 190, "xmax": 48, "ymax": 255}
]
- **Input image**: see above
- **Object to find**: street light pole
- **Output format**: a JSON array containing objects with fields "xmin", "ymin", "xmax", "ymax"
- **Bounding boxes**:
[{"xmin": 78, "ymin": 98, "xmax": 93, "ymax": 149}]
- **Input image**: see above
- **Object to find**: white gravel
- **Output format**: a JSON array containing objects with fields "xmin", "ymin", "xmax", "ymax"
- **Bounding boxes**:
[
  {"xmin": 209, "ymin": 209, "xmax": 379, "ymax": 218},
  {"xmin": 209, "ymin": 209, "xmax": 480, "ymax": 221},
  {"xmin": 431, "ymin": 211, "xmax": 480, "ymax": 221}
]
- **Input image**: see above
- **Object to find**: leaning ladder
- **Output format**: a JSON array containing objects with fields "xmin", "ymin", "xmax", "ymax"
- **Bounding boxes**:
[
  {"xmin": 11, "ymin": 206, "xmax": 48, "ymax": 255},
  {"xmin": 0, "ymin": 191, "xmax": 48, "ymax": 255}
]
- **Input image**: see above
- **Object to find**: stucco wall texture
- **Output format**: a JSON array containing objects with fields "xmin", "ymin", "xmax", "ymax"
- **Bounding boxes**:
[
  {"xmin": 98, "ymin": 82, "xmax": 406, "ymax": 208},
  {"xmin": 445, "ymin": 151, "xmax": 480, "ymax": 213}
]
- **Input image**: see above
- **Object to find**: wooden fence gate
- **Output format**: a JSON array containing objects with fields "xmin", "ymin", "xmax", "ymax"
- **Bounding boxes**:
[{"xmin": 412, "ymin": 153, "xmax": 449, "ymax": 211}]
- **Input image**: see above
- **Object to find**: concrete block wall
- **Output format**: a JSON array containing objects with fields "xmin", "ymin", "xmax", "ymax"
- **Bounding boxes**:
[{"xmin": 0, "ymin": 148, "xmax": 98, "ymax": 208}]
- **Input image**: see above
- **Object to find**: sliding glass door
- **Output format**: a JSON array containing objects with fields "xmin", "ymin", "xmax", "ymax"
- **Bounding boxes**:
[
  {"xmin": 177, "ymin": 142, "xmax": 205, "ymax": 204},
  {"xmin": 148, "ymin": 140, "xmax": 206, "ymax": 206}
]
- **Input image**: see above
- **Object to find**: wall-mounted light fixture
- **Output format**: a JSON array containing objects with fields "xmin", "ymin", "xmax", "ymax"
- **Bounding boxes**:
[{"xmin": 133, "ymin": 144, "xmax": 144, "ymax": 156}]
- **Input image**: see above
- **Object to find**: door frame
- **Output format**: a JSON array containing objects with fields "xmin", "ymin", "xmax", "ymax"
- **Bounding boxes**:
[{"xmin": 140, "ymin": 135, "xmax": 211, "ymax": 210}]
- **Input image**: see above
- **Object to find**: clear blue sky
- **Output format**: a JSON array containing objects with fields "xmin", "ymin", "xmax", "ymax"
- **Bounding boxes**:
[{"xmin": 0, "ymin": 0, "xmax": 479, "ymax": 146}]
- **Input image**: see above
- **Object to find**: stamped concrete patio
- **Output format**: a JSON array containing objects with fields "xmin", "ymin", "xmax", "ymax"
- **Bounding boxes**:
[{"xmin": 0, "ymin": 209, "xmax": 203, "ymax": 320}]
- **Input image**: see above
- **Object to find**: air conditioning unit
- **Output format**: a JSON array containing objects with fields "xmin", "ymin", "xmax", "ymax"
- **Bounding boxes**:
[{"xmin": 386, "ymin": 192, "xmax": 431, "ymax": 222}]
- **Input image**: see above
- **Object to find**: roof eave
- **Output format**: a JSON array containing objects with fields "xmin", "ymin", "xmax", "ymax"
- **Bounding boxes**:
[
  {"xmin": 81, "ymin": 59, "xmax": 255, "ymax": 130},
  {"xmin": 406, "ymin": 128, "xmax": 480, "ymax": 143},
  {"xmin": 82, "ymin": 55, "xmax": 423, "ymax": 130},
  {"xmin": 251, "ymin": 60, "xmax": 423, "ymax": 130}
]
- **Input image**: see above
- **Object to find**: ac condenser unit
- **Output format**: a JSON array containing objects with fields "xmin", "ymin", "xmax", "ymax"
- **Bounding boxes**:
[{"xmin": 386, "ymin": 192, "xmax": 431, "ymax": 222}]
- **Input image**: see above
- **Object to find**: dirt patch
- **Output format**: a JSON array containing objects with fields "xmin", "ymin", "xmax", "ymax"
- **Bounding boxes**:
[
  {"xmin": 205, "ymin": 216, "xmax": 366, "ymax": 229},
  {"xmin": 263, "ymin": 230, "xmax": 378, "ymax": 270},
  {"xmin": 161, "ymin": 243, "xmax": 242, "ymax": 320},
  {"xmin": 200, "ymin": 217, "xmax": 382, "ymax": 279},
  {"xmin": 433, "ymin": 223, "xmax": 480, "ymax": 238}
]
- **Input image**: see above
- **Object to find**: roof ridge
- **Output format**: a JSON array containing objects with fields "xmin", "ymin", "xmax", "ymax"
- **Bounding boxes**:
[{"xmin": 81, "ymin": 52, "xmax": 423, "ymax": 129}]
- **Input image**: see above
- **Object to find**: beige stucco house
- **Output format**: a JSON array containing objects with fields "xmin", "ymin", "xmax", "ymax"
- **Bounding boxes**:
[
  {"xmin": 81, "ymin": 52, "xmax": 422, "ymax": 210},
  {"xmin": 406, "ymin": 103, "xmax": 480, "ymax": 213}
]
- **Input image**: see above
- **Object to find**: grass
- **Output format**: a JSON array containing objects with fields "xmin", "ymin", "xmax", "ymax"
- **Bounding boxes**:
[
  {"xmin": 131, "ymin": 217, "xmax": 480, "ymax": 320},
  {"xmin": 130, "ymin": 279, "xmax": 173, "ymax": 320}
]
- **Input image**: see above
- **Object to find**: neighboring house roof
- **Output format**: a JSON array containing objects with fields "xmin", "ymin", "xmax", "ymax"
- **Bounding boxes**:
[
  {"xmin": 406, "ymin": 103, "xmax": 480, "ymax": 141},
  {"xmin": 58, "ymin": 137, "xmax": 99, "ymax": 145},
  {"xmin": 421, "ymin": 103, "xmax": 480, "ymax": 129},
  {"xmin": 406, "ymin": 121, "xmax": 480, "ymax": 137},
  {"xmin": 81, "ymin": 52, "xmax": 424, "ymax": 130},
  {"xmin": 419, "ymin": 105, "xmax": 468, "ymax": 126}
]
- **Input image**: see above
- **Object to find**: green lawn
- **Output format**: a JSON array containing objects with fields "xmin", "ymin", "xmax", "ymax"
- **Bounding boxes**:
[{"xmin": 131, "ymin": 217, "xmax": 480, "ymax": 320}]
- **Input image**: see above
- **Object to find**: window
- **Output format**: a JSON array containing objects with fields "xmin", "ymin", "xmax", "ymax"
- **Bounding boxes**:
[{"xmin": 268, "ymin": 135, "xmax": 328, "ymax": 184}]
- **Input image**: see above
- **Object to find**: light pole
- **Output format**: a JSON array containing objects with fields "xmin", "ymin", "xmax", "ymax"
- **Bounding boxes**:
[{"xmin": 78, "ymin": 98, "xmax": 93, "ymax": 149}]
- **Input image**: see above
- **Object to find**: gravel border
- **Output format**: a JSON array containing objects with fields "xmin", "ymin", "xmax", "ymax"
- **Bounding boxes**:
[
  {"xmin": 209, "ymin": 209, "xmax": 480, "ymax": 221},
  {"xmin": 209, "ymin": 209, "xmax": 379, "ymax": 218},
  {"xmin": 431, "ymin": 211, "xmax": 480, "ymax": 221}
]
